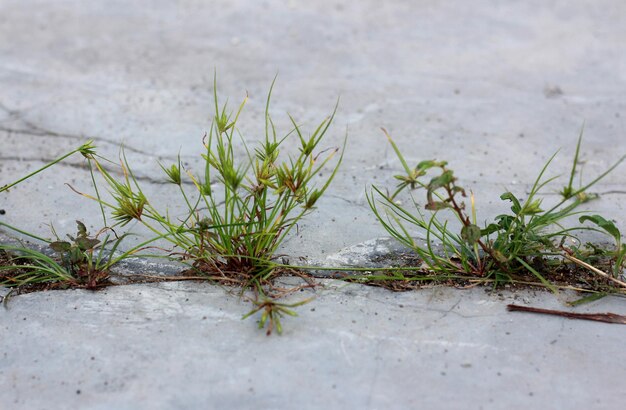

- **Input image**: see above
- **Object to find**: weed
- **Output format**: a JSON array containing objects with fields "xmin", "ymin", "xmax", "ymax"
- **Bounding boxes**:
[
  {"xmin": 0, "ymin": 139, "xmax": 165, "ymax": 300},
  {"xmin": 0, "ymin": 219, "xmax": 155, "ymax": 296},
  {"xmin": 84, "ymin": 77, "xmax": 342, "ymax": 272},
  {"xmin": 73, "ymin": 77, "xmax": 344, "ymax": 333},
  {"xmin": 0, "ymin": 141, "xmax": 113, "ymax": 298},
  {"xmin": 578, "ymin": 214, "xmax": 626, "ymax": 278},
  {"xmin": 242, "ymin": 293, "xmax": 314, "ymax": 335},
  {"xmin": 47, "ymin": 221, "xmax": 121, "ymax": 288},
  {"xmin": 368, "ymin": 128, "xmax": 625, "ymax": 294}
]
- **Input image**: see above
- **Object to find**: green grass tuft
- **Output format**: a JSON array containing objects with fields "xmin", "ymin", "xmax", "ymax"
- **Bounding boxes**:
[{"xmin": 368, "ymin": 129, "xmax": 626, "ymax": 295}]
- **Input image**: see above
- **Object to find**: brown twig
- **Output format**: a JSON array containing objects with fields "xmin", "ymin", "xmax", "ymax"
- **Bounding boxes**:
[{"xmin": 507, "ymin": 304, "xmax": 626, "ymax": 324}]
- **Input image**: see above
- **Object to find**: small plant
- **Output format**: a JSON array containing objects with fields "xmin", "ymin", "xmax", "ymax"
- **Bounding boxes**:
[
  {"xmin": 368, "ymin": 128, "xmax": 625, "ymax": 292},
  {"xmin": 47, "ymin": 221, "xmax": 117, "ymax": 288},
  {"xmin": 1, "ymin": 244, "xmax": 76, "ymax": 290},
  {"xmin": 1, "ymin": 140, "xmax": 163, "ymax": 300},
  {"xmin": 83, "ymin": 77, "xmax": 343, "ymax": 273},
  {"xmin": 74, "ymin": 77, "xmax": 344, "ymax": 333},
  {"xmin": 0, "ymin": 220, "xmax": 146, "ymax": 293},
  {"xmin": 242, "ymin": 293, "xmax": 313, "ymax": 335},
  {"xmin": 0, "ymin": 141, "xmax": 115, "ymax": 297}
]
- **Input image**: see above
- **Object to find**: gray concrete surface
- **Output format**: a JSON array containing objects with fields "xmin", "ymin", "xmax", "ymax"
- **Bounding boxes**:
[{"xmin": 1, "ymin": 0, "xmax": 625, "ymax": 409}]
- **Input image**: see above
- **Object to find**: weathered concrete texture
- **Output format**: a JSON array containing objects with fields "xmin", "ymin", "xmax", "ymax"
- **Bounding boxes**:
[
  {"xmin": 1, "ymin": 0, "xmax": 626, "ymax": 409},
  {"xmin": 2, "ymin": 281, "xmax": 625, "ymax": 410},
  {"xmin": 1, "ymin": 0, "xmax": 625, "ymax": 257}
]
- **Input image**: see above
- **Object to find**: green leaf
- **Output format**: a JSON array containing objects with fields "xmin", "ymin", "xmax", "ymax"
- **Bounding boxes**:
[
  {"xmin": 382, "ymin": 128, "xmax": 412, "ymax": 176},
  {"xmin": 416, "ymin": 160, "xmax": 441, "ymax": 173},
  {"xmin": 516, "ymin": 257, "xmax": 558, "ymax": 294},
  {"xmin": 78, "ymin": 140, "xmax": 97, "ymax": 157},
  {"xmin": 159, "ymin": 162, "xmax": 182, "ymax": 185},
  {"xmin": 305, "ymin": 189, "xmax": 322, "ymax": 209},
  {"xmin": 420, "ymin": 160, "xmax": 447, "ymax": 170},
  {"xmin": 424, "ymin": 201, "xmax": 450, "ymax": 211},
  {"xmin": 452, "ymin": 186, "xmax": 465, "ymax": 195},
  {"xmin": 559, "ymin": 186, "xmax": 574, "ymax": 200},
  {"xmin": 500, "ymin": 192, "xmax": 521, "ymax": 215},
  {"xmin": 76, "ymin": 221, "xmax": 88, "ymax": 237},
  {"xmin": 461, "ymin": 224, "xmax": 482, "ymax": 245},
  {"xmin": 259, "ymin": 310, "xmax": 269, "ymax": 329},
  {"xmin": 520, "ymin": 199, "xmax": 543, "ymax": 215},
  {"xmin": 428, "ymin": 170, "xmax": 454, "ymax": 190},
  {"xmin": 200, "ymin": 180, "xmax": 212, "ymax": 196},
  {"xmin": 76, "ymin": 237, "xmax": 101, "ymax": 251},
  {"xmin": 49, "ymin": 241, "xmax": 72, "ymax": 252},
  {"xmin": 481, "ymin": 223, "xmax": 501, "ymax": 236},
  {"xmin": 567, "ymin": 292, "xmax": 607, "ymax": 307},
  {"xmin": 274, "ymin": 316, "xmax": 283, "ymax": 335},
  {"xmin": 69, "ymin": 247, "xmax": 85, "ymax": 264},
  {"xmin": 579, "ymin": 215, "xmax": 621, "ymax": 242},
  {"xmin": 561, "ymin": 124, "xmax": 585, "ymax": 200},
  {"xmin": 495, "ymin": 214, "xmax": 515, "ymax": 230}
]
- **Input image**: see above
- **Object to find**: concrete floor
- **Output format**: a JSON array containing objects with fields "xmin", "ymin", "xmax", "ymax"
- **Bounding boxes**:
[{"xmin": 1, "ymin": 1, "xmax": 625, "ymax": 409}]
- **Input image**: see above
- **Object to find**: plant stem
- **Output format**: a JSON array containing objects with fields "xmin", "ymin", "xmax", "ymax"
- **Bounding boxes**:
[
  {"xmin": 444, "ymin": 184, "xmax": 504, "ymax": 275},
  {"xmin": 1, "ymin": 143, "xmax": 91, "ymax": 193},
  {"xmin": 563, "ymin": 253, "xmax": 626, "ymax": 288}
]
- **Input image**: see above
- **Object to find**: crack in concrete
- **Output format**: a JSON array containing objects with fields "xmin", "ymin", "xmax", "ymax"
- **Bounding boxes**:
[
  {"xmin": 0, "ymin": 125, "xmax": 161, "ymax": 158},
  {"xmin": 0, "ymin": 103, "xmax": 199, "ymax": 187},
  {"xmin": 319, "ymin": 284, "xmax": 501, "ymax": 320},
  {"xmin": 0, "ymin": 100, "xmax": 182, "ymax": 159},
  {"xmin": 325, "ymin": 194, "xmax": 362, "ymax": 206},
  {"xmin": 0, "ymin": 154, "xmax": 197, "ymax": 187},
  {"xmin": 359, "ymin": 290, "xmax": 505, "ymax": 320},
  {"xmin": 437, "ymin": 297, "xmax": 462, "ymax": 320},
  {"xmin": 324, "ymin": 327, "xmax": 509, "ymax": 353},
  {"xmin": 0, "ymin": 101, "xmax": 23, "ymax": 121}
]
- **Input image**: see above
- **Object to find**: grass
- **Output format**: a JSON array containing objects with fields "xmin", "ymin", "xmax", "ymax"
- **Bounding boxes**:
[
  {"xmin": 0, "ymin": 219, "xmax": 164, "ymax": 307},
  {"xmin": 366, "ymin": 128, "xmax": 626, "ymax": 297},
  {"xmin": 1, "ymin": 84, "xmax": 625, "ymax": 333},
  {"xmin": 68, "ymin": 76, "xmax": 345, "ymax": 333},
  {"xmin": 0, "ymin": 140, "xmax": 113, "ymax": 299},
  {"xmin": 0, "ymin": 143, "xmax": 167, "ymax": 304},
  {"xmin": 0, "ymin": 78, "xmax": 345, "ymax": 334}
]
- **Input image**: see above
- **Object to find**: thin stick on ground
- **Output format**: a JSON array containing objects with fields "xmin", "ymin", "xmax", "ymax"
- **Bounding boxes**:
[{"xmin": 507, "ymin": 304, "xmax": 626, "ymax": 324}]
